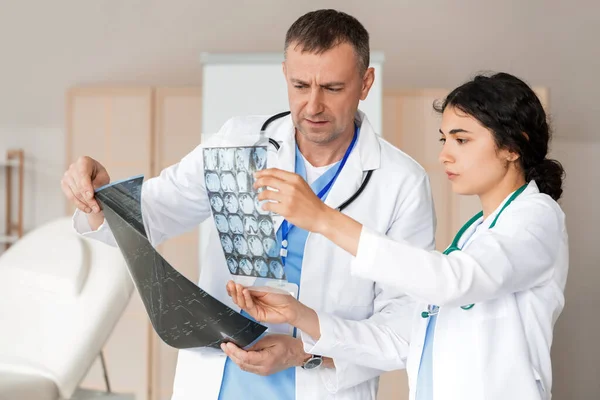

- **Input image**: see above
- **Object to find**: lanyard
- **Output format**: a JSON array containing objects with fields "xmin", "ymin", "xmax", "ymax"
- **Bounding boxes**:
[
  {"xmin": 279, "ymin": 125, "xmax": 359, "ymax": 262},
  {"xmin": 423, "ymin": 183, "xmax": 528, "ymax": 318}
]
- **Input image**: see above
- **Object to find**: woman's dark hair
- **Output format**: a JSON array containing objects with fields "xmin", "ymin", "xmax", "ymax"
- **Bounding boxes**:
[{"xmin": 434, "ymin": 72, "xmax": 565, "ymax": 200}]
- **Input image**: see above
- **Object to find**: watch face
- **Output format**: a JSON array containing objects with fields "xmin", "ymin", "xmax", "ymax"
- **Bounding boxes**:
[{"xmin": 304, "ymin": 357, "xmax": 323, "ymax": 370}]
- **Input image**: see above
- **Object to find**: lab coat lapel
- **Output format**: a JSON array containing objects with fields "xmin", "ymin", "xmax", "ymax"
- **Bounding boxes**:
[{"xmin": 323, "ymin": 111, "xmax": 381, "ymax": 211}]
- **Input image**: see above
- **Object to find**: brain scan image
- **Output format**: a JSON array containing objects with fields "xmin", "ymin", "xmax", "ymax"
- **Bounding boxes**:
[
  {"xmin": 209, "ymin": 194, "xmax": 224, "ymax": 213},
  {"xmin": 239, "ymin": 258, "xmax": 253, "ymax": 275},
  {"xmin": 220, "ymin": 172, "xmax": 237, "ymax": 192},
  {"xmin": 205, "ymin": 172, "xmax": 221, "ymax": 192},
  {"xmin": 262, "ymin": 237, "xmax": 279, "ymax": 258},
  {"xmin": 228, "ymin": 215, "xmax": 244, "ymax": 234},
  {"xmin": 244, "ymin": 216, "xmax": 258, "ymax": 235},
  {"xmin": 252, "ymin": 148, "xmax": 267, "ymax": 170},
  {"xmin": 239, "ymin": 193, "xmax": 255, "ymax": 215},
  {"xmin": 220, "ymin": 234, "xmax": 233, "ymax": 254},
  {"xmin": 233, "ymin": 235, "xmax": 249, "ymax": 255},
  {"xmin": 204, "ymin": 148, "xmax": 219, "ymax": 170},
  {"xmin": 227, "ymin": 257, "xmax": 238, "ymax": 274},
  {"xmin": 203, "ymin": 146, "xmax": 286, "ymax": 280},
  {"xmin": 235, "ymin": 147, "xmax": 251, "ymax": 171},
  {"xmin": 255, "ymin": 197, "xmax": 270, "ymax": 215},
  {"xmin": 224, "ymin": 193, "xmax": 239, "ymax": 214},
  {"xmin": 237, "ymin": 171, "xmax": 251, "ymax": 192},
  {"xmin": 214, "ymin": 214, "xmax": 229, "ymax": 233},
  {"xmin": 259, "ymin": 218, "xmax": 273, "ymax": 236},
  {"xmin": 269, "ymin": 260, "xmax": 284, "ymax": 280},
  {"xmin": 218, "ymin": 148, "xmax": 235, "ymax": 171},
  {"xmin": 248, "ymin": 236, "xmax": 264, "ymax": 257},
  {"xmin": 254, "ymin": 258, "xmax": 269, "ymax": 277}
]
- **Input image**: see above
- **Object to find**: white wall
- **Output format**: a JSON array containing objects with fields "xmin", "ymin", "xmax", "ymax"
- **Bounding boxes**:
[
  {"xmin": 549, "ymin": 139, "xmax": 600, "ymax": 399},
  {"xmin": 0, "ymin": 128, "xmax": 65, "ymax": 254}
]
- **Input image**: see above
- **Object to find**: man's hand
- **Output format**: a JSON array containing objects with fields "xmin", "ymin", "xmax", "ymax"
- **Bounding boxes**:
[
  {"xmin": 221, "ymin": 334, "xmax": 308, "ymax": 376},
  {"xmin": 61, "ymin": 156, "xmax": 110, "ymax": 229}
]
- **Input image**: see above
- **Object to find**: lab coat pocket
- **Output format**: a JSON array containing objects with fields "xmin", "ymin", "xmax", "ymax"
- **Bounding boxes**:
[
  {"xmin": 330, "ymin": 277, "xmax": 374, "ymax": 308},
  {"xmin": 471, "ymin": 296, "xmax": 509, "ymax": 320},
  {"xmin": 331, "ymin": 303, "xmax": 373, "ymax": 320},
  {"xmin": 332, "ymin": 284, "xmax": 374, "ymax": 320}
]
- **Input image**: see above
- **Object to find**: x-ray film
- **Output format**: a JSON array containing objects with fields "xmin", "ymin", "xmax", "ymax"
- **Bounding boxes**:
[
  {"xmin": 95, "ymin": 175, "xmax": 267, "ymax": 350},
  {"xmin": 203, "ymin": 146, "xmax": 286, "ymax": 281}
]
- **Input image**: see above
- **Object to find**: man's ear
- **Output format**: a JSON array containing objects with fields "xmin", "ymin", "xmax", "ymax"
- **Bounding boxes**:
[{"xmin": 360, "ymin": 67, "xmax": 375, "ymax": 101}]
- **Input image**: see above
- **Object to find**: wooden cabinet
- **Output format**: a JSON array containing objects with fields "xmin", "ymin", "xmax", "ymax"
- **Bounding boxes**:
[{"xmin": 66, "ymin": 86, "xmax": 202, "ymax": 400}]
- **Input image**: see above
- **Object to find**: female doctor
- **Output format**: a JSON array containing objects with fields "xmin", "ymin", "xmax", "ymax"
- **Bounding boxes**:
[{"xmin": 226, "ymin": 72, "xmax": 569, "ymax": 400}]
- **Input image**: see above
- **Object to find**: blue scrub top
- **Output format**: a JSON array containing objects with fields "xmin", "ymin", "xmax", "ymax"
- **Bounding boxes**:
[{"xmin": 218, "ymin": 147, "xmax": 342, "ymax": 400}]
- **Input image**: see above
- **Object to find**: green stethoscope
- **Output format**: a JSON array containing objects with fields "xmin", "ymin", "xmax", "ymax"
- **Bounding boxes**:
[{"xmin": 421, "ymin": 183, "xmax": 528, "ymax": 318}]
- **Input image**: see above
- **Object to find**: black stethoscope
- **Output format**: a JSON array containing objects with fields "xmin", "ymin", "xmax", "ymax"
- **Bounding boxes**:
[{"xmin": 260, "ymin": 111, "xmax": 374, "ymax": 212}]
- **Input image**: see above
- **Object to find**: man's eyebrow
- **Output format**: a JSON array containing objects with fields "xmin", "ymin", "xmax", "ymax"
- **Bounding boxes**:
[
  {"xmin": 290, "ymin": 79, "xmax": 345, "ymax": 87},
  {"xmin": 291, "ymin": 78, "xmax": 309, "ymax": 85},
  {"xmin": 320, "ymin": 82, "xmax": 345, "ymax": 87}
]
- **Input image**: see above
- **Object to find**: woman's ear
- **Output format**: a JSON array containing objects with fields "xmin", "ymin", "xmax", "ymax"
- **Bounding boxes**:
[{"xmin": 507, "ymin": 151, "xmax": 520, "ymax": 162}]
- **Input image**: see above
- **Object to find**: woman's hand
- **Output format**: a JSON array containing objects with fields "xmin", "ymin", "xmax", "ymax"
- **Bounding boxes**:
[
  {"xmin": 226, "ymin": 280, "xmax": 323, "ymax": 340},
  {"xmin": 226, "ymin": 281, "xmax": 301, "ymax": 325},
  {"xmin": 254, "ymin": 168, "xmax": 332, "ymax": 234},
  {"xmin": 254, "ymin": 168, "xmax": 363, "ymax": 256}
]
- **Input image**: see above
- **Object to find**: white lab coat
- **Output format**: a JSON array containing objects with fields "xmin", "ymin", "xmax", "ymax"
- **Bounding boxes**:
[
  {"xmin": 74, "ymin": 111, "xmax": 436, "ymax": 400},
  {"xmin": 315, "ymin": 180, "xmax": 568, "ymax": 400}
]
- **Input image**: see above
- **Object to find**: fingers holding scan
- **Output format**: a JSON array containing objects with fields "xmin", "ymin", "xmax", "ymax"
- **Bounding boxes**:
[
  {"xmin": 253, "ymin": 168, "xmax": 330, "ymax": 234},
  {"xmin": 220, "ymin": 342, "xmax": 267, "ymax": 375},
  {"xmin": 220, "ymin": 335, "xmax": 304, "ymax": 376},
  {"xmin": 226, "ymin": 281, "xmax": 300, "ymax": 325},
  {"xmin": 226, "ymin": 281, "xmax": 256, "ymax": 313},
  {"xmin": 61, "ymin": 174, "xmax": 92, "ymax": 213},
  {"xmin": 61, "ymin": 156, "xmax": 110, "ymax": 214}
]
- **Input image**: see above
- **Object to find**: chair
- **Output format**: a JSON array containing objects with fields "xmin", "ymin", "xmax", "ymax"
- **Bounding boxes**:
[{"xmin": 0, "ymin": 217, "xmax": 133, "ymax": 399}]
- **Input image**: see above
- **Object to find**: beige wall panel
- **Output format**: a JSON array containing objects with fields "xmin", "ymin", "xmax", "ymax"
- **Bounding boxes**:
[
  {"xmin": 69, "ymin": 96, "xmax": 108, "ymax": 163},
  {"xmin": 378, "ymin": 370, "xmax": 409, "ymax": 400},
  {"xmin": 151, "ymin": 87, "xmax": 202, "ymax": 400},
  {"xmin": 391, "ymin": 90, "xmax": 447, "ymax": 168},
  {"xmin": 67, "ymin": 87, "xmax": 154, "ymax": 400},
  {"xmin": 427, "ymin": 166, "xmax": 453, "ymax": 250},
  {"xmin": 107, "ymin": 95, "xmax": 153, "ymax": 169}
]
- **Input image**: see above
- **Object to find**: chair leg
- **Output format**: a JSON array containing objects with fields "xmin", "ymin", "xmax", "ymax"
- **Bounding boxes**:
[{"xmin": 100, "ymin": 351, "xmax": 111, "ymax": 393}]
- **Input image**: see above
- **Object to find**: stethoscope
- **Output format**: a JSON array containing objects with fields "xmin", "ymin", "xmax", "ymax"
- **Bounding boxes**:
[
  {"xmin": 421, "ymin": 183, "xmax": 528, "ymax": 318},
  {"xmin": 260, "ymin": 111, "xmax": 374, "ymax": 212}
]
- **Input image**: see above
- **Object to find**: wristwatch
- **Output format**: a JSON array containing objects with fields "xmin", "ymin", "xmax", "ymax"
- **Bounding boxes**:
[{"xmin": 301, "ymin": 354, "xmax": 323, "ymax": 370}]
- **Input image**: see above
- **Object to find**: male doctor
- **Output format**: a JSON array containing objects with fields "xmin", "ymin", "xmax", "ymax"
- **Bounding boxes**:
[{"xmin": 61, "ymin": 9, "xmax": 435, "ymax": 400}]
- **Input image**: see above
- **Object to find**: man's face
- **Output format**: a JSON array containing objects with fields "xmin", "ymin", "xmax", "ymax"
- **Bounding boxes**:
[{"xmin": 283, "ymin": 42, "xmax": 374, "ymax": 145}]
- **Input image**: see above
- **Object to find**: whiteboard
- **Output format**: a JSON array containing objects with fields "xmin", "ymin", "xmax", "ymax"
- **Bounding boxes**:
[{"xmin": 199, "ymin": 52, "xmax": 385, "ymax": 273}]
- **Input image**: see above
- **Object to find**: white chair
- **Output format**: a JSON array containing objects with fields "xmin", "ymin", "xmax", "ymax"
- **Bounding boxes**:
[{"xmin": 0, "ymin": 217, "xmax": 133, "ymax": 400}]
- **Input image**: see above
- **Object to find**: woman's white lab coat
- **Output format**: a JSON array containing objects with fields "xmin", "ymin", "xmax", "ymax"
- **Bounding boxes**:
[
  {"xmin": 308, "ymin": 181, "xmax": 568, "ymax": 399},
  {"xmin": 74, "ymin": 111, "xmax": 437, "ymax": 400}
]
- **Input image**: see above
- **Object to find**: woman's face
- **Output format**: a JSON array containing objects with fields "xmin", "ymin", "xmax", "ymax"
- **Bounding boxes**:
[{"xmin": 438, "ymin": 106, "xmax": 516, "ymax": 196}]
